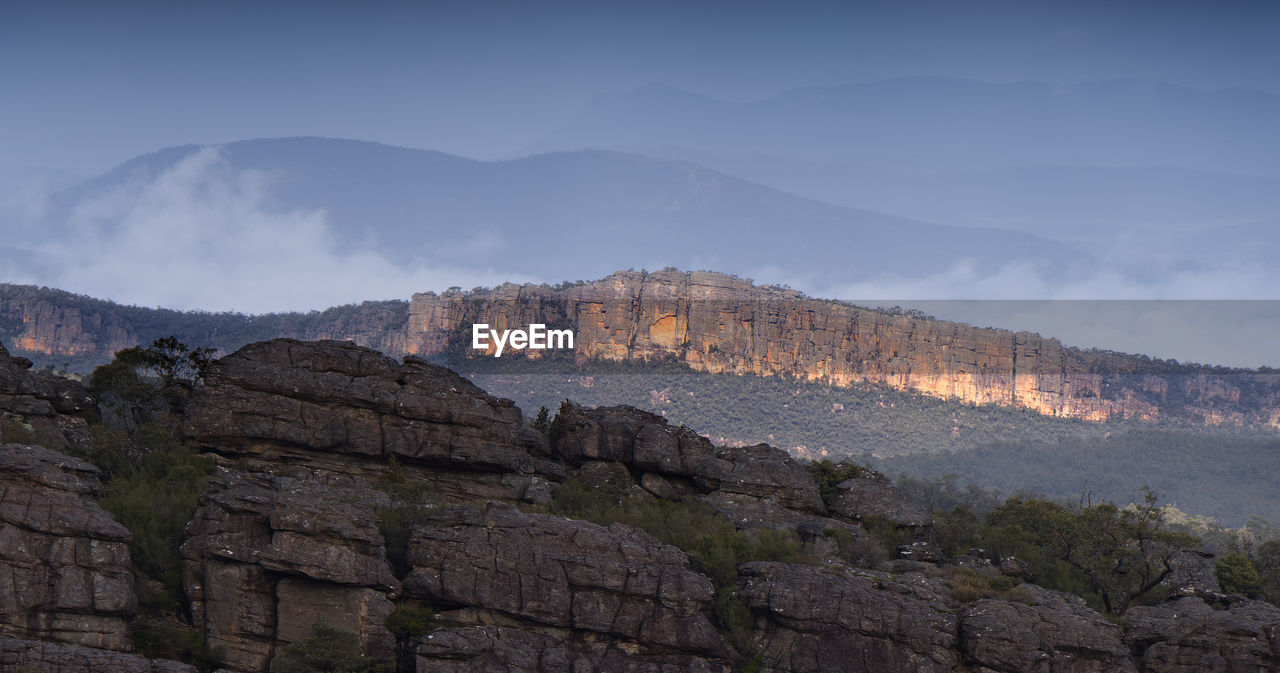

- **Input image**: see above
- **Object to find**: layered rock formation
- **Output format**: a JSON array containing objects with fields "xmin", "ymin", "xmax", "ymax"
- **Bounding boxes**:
[
  {"xmin": 0, "ymin": 342, "xmax": 92, "ymax": 452},
  {"xmin": 407, "ymin": 270, "xmax": 1280, "ymax": 427},
  {"xmin": 405, "ymin": 503, "xmax": 730, "ymax": 672},
  {"xmin": 5, "ymin": 335, "xmax": 1280, "ymax": 673},
  {"xmin": 8, "ymin": 272, "xmax": 1280, "ymax": 430},
  {"xmin": 180, "ymin": 471, "xmax": 397, "ymax": 671},
  {"xmin": 183, "ymin": 338, "xmax": 559, "ymax": 502},
  {"xmin": 0, "ymin": 444, "xmax": 136, "ymax": 651}
]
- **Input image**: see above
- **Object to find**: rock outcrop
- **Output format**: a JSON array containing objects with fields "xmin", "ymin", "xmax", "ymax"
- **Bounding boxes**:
[
  {"xmin": 404, "ymin": 502, "xmax": 728, "ymax": 669},
  {"xmin": 0, "ymin": 283, "xmax": 412, "ymax": 363},
  {"xmin": 180, "ymin": 470, "xmax": 398, "ymax": 672},
  {"xmin": 0, "ymin": 444, "xmax": 136, "ymax": 651},
  {"xmin": 0, "ymin": 342, "xmax": 92, "ymax": 452},
  {"xmin": 184, "ymin": 338, "xmax": 559, "ymax": 502},
  {"xmin": 8, "ymin": 336, "xmax": 1280, "ymax": 673},
  {"xmin": 827, "ymin": 469, "xmax": 932, "ymax": 529},
  {"xmin": 959, "ymin": 590, "xmax": 1137, "ymax": 673},
  {"xmin": 0, "ymin": 635, "xmax": 196, "ymax": 673},
  {"xmin": 7, "ymin": 272, "xmax": 1280, "ymax": 429},
  {"xmin": 1125, "ymin": 597, "xmax": 1280, "ymax": 672},
  {"xmin": 737, "ymin": 562, "xmax": 958, "ymax": 673}
]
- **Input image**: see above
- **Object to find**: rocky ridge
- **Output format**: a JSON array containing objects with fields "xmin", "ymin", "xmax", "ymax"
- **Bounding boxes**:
[
  {"xmin": 2, "ymin": 337, "xmax": 1279, "ymax": 672},
  {"xmin": 6, "ymin": 272, "xmax": 1280, "ymax": 431}
]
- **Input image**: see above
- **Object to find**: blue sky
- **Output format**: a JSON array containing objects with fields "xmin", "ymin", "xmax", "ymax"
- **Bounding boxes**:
[{"xmin": 4, "ymin": 0, "xmax": 1279, "ymax": 176}]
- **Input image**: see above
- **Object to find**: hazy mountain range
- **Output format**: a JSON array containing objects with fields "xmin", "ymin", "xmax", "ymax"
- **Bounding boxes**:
[
  {"xmin": 4, "ymin": 77, "xmax": 1279, "ymax": 313},
  {"xmin": 529, "ymin": 77, "xmax": 1280, "ymax": 253}
]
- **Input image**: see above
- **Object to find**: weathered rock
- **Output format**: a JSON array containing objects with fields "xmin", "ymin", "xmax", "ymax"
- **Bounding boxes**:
[
  {"xmin": 181, "ymin": 469, "xmax": 397, "ymax": 672},
  {"xmin": 184, "ymin": 339, "xmax": 559, "ymax": 501},
  {"xmin": 737, "ymin": 562, "xmax": 958, "ymax": 673},
  {"xmin": 0, "ymin": 341, "xmax": 92, "ymax": 452},
  {"xmin": 1161, "ymin": 549, "xmax": 1222, "ymax": 598},
  {"xmin": 693, "ymin": 444, "xmax": 825, "ymax": 515},
  {"xmin": 415, "ymin": 625, "xmax": 731, "ymax": 673},
  {"xmin": 959, "ymin": 589, "xmax": 1138, "ymax": 673},
  {"xmin": 827, "ymin": 469, "xmax": 932, "ymax": 529},
  {"xmin": 0, "ymin": 635, "xmax": 196, "ymax": 673},
  {"xmin": 550, "ymin": 403, "xmax": 717, "ymax": 478},
  {"xmin": 405, "ymin": 270, "xmax": 1280, "ymax": 427},
  {"xmin": 0, "ymin": 444, "xmax": 136, "ymax": 651},
  {"xmin": 1125, "ymin": 597, "xmax": 1280, "ymax": 672},
  {"xmin": 402, "ymin": 502, "xmax": 726, "ymax": 657}
]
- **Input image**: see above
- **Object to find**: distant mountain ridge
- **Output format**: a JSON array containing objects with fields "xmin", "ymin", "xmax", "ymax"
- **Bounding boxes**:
[
  {"xmin": 4, "ymin": 271, "xmax": 1278, "ymax": 431},
  {"xmin": 527, "ymin": 77, "xmax": 1280, "ymax": 250},
  {"xmin": 23, "ymin": 136, "xmax": 1080, "ymax": 290}
]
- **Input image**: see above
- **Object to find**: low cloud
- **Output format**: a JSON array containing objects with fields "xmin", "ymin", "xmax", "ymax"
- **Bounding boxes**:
[{"xmin": 8, "ymin": 148, "xmax": 528, "ymax": 313}]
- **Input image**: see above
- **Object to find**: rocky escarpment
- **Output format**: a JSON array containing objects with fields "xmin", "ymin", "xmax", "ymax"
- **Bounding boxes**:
[
  {"xmin": 408, "ymin": 269, "xmax": 1280, "ymax": 428},
  {"xmin": 8, "ymin": 272, "xmax": 1280, "ymax": 430},
  {"xmin": 0, "ymin": 283, "xmax": 411, "ymax": 366},
  {"xmin": 7, "ymin": 336, "xmax": 1280, "ymax": 673}
]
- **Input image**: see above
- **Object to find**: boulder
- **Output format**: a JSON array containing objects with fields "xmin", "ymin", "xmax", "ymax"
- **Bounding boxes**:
[
  {"xmin": 1125, "ymin": 596, "xmax": 1280, "ymax": 672},
  {"xmin": 692, "ymin": 444, "xmax": 825, "ymax": 515},
  {"xmin": 959, "ymin": 588, "xmax": 1137, "ymax": 673},
  {"xmin": 0, "ymin": 342, "xmax": 92, "ymax": 453},
  {"xmin": 827, "ymin": 469, "xmax": 932, "ymax": 529},
  {"xmin": 184, "ymin": 339, "xmax": 559, "ymax": 502},
  {"xmin": 550, "ymin": 402, "xmax": 715, "ymax": 478}
]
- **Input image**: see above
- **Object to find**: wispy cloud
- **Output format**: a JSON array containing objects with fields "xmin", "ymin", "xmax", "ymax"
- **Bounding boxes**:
[{"xmin": 7, "ymin": 148, "xmax": 529, "ymax": 313}]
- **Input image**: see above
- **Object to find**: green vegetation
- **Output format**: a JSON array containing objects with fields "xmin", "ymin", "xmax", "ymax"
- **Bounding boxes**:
[
  {"xmin": 67, "ymin": 339, "xmax": 221, "ymax": 670},
  {"xmin": 876, "ymin": 429, "xmax": 1280, "ymax": 527},
  {"xmin": 372, "ymin": 458, "xmax": 438, "ymax": 578},
  {"xmin": 132, "ymin": 617, "xmax": 224, "ymax": 672},
  {"xmin": 551, "ymin": 467, "xmax": 807, "ymax": 658},
  {"xmin": 980, "ymin": 489, "xmax": 1197, "ymax": 615},
  {"xmin": 0, "ymin": 283, "xmax": 409, "ymax": 373},
  {"xmin": 945, "ymin": 566, "xmax": 1034, "ymax": 604},
  {"xmin": 269, "ymin": 624, "xmax": 391, "ymax": 673},
  {"xmin": 384, "ymin": 602, "xmax": 435, "ymax": 673},
  {"xmin": 807, "ymin": 459, "xmax": 865, "ymax": 501}
]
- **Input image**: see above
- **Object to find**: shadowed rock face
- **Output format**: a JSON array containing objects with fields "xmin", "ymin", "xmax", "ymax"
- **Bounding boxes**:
[
  {"xmin": 180, "ymin": 471, "xmax": 397, "ymax": 672},
  {"xmin": 1125, "ymin": 597, "xmax": 1280, "ymax": 673},
  {"xmin": 0, "ymin": 342, "xmax": 92, "ymax": 452},
  {"xmin": 0, "ymin": 635, "xmax": 197, "ymax": 673},
  {"xmin": 9, "ymin": 337, "xmax": 1280, "ymax": 673},
  {"xmin": 0, "ymin": 444, "xmax": 136, "ymax": 651},
  {"xmin": 737, "ymin": 562, "xmax": 958, "ymax": 673},
  {"xmin": 959, "ymin": 592, "xmax": 1138, "ymax": 673},
  {"xmin": 404, "ymin": 503, "xmax": 727, "ymax": 661}
]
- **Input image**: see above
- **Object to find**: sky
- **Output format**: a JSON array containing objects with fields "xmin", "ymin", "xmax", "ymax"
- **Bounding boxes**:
[
  {"xmin": 3, "ymin": 0, "xmax": 1280, "ymax": 365},
  {"xmin": 4, "ymin": 0, "xmax": 1279, "ymax": 176}
]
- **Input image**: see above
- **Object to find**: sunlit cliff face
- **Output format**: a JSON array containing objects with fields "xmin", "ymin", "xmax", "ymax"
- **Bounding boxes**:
[{"xmin": 408, "ymin": 270, "xmax": 1275, "ymax": 427}]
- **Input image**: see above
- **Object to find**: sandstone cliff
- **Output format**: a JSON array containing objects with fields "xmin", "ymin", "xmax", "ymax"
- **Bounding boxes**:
[
  {"xmin": 5, "ymin": 273, "xmax": 1279, "ymax": 430},
  {"xmin": 407, "ymin": 270, "xmax": 1280, "ymax": 428}
]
